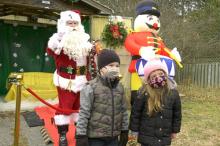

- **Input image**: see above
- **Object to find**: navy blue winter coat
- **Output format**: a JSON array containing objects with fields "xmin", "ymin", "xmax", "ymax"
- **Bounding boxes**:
[{"xmin": 129, "ymin": 89, "xmax": 182, "ymax": 146}]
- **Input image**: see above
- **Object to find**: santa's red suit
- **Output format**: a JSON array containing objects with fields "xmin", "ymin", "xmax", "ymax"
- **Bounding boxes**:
[
  {"xmin": 124, "ymin": 31, "xmax": 170, "ymax": 73},
  {"xmin": 46, "ymin": 49, "xmax": 90, "ymax": 121},
  {"xmin": 47, "ymin": 10, "xmax": 93, "ymax": 146},
  {"xmin": 47, "ymin": 10, "xmax": 93, "ymax": 127}
]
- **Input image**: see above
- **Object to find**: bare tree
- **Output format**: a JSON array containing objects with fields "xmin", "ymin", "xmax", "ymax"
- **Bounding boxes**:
[{"xmin": 96, "ymin": 0, "xmax": 220, "ymax": 62}]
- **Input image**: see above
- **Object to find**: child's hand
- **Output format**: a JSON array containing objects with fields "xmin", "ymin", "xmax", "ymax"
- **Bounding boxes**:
[
  {"xmin": 171, "ymin": 133, "xmax": 177, "ymax": 139},
  {"xmin": 130, "ymin": 131, "xmax": 138, "ymax": 137},
  {"xmin": 128, "ymin": 131, "xmax": 138, "ymax": 146}
]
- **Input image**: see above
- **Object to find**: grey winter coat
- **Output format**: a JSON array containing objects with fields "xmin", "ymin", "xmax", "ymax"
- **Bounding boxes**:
[{"xmin": 76, "ymin": 75, "xmax": 129, "ymax": 138}]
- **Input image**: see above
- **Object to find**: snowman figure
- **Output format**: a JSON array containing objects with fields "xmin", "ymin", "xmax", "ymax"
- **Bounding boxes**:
[{"xmin": 124, "ymin": 0, "xmax": 182, "ymax": 106}]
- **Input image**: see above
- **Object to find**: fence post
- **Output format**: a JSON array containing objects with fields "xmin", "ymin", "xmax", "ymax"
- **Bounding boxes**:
[{"xmin": 176, "ymin": 62, "xmax": 220, "ymax": 87}]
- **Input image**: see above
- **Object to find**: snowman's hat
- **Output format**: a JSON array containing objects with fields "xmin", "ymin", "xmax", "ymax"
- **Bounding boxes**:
[{"xmin": 136, "ymin": 0, "xmax": 160, "ymax": 17}]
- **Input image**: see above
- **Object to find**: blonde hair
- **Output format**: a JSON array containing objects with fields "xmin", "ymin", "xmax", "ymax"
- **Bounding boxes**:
[{"xmin": 141, "ymin": 74, "xmax": 172, "ymax": 116}]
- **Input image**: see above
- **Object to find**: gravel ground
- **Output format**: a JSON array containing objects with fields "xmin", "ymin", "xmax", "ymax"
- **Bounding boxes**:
[
  {"xmin": 0, "ymin": 111, "xmax": 53, "ymax": 146},
  {"xmin": 0, "ymin": 112, "xmax": 52, "ymax": 146},
  {"xmin": 0, "ymin": 95, "xmax": 54, "ymax": 146}
]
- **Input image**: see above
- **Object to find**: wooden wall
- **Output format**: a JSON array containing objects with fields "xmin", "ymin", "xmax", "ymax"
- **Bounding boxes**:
[{"xmin": 90, "ymin": 15, "xmax": 133, "ymax": 104}]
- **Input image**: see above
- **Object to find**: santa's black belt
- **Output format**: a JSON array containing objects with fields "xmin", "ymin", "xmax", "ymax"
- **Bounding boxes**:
[
  {"xmin": 59, "ymin": 66, "xmax": 87, "ymax": 75},
  {"xmin": 132, "ymin": 55, "xmax": 141, "ymax": 60}
]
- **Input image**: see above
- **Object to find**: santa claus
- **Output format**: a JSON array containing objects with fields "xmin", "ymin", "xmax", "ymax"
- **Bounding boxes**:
[{"xmin": 47, "ymin": 10, "xmax": 93, "ymax": 146}]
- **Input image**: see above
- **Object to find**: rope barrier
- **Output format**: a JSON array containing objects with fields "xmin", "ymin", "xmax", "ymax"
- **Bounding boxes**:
[{"xmin": 23, "ymin": 86, "xmax": 78, "ymax": 114}]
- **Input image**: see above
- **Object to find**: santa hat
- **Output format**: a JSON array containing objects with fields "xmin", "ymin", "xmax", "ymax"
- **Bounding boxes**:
[
  {"xmin": 144, "ymin": 59, "xmax": 168, "ymax": 80},
  {"xmin": 97, "ymin": 49, "xmax": 120, "ymax": 70},
  {"xmin": 136, "ymin": 0, "xmax": 160, "ymax": 17},
  {"xmin": 59, "ymin": 10, "xmax": 81, "ymax": 23},
  {"xmin": 57, "ymin": 10, "xmax": 83, "ymax": 33}
]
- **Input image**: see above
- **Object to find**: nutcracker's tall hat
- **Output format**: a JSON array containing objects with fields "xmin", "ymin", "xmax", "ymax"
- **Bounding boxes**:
[{"xmin": 136, "ymin": 0, "xmax": 160, "ymax": 17}]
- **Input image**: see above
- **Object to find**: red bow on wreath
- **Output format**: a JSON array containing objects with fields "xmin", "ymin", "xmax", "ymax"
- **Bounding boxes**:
[
  {"xmin": 101, "ymin": 20, "xmax": 127, "ymax": 48},
  {"xmin": 110, "ymin": 24, "xmax": 120, "ymax": 38}
]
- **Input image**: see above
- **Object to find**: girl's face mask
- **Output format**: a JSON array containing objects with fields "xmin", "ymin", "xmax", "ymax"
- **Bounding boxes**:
[{"xmin": 148, "ymin": 70, "xmax": 167, "ymax": 88}]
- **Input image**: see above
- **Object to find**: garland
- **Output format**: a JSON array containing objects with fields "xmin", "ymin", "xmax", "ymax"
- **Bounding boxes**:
[{"xmin": 102, "ymin": 17, "xmax": 128, "ymax": 49}]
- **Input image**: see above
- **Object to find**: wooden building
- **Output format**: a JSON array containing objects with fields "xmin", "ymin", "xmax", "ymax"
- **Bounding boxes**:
[
  {"xmin": 0, "ymin": 0, "xmax": 132, "ymax": 100},
  {"xmin": 0, "ymin": 0, "xmax": 113, "ymax": 95}
]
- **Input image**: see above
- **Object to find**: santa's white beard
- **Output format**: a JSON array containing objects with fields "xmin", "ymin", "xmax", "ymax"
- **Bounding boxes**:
[{"xmin": 61, "ymin": 30, "xmax": 93, "ymax": 60}]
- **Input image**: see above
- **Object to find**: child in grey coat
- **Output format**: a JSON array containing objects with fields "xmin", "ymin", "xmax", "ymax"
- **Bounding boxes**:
[{"xmin": 76, "ymin": 49, "xmax": 129, "ymax": 146}]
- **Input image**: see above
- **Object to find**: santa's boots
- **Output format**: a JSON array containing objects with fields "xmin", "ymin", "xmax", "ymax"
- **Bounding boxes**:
[{"xmin": 57, "ymin": 125, "xmax": 68, "ymax": 146}]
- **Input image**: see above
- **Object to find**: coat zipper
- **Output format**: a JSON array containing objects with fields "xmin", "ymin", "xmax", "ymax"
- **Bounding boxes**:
[{"xmin": 111, "ymin": 88, "xmax": 114, "ymax": 137}]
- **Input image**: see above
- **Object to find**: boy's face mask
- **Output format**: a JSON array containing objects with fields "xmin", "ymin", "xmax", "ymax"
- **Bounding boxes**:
[
  {"xmin": 148, "ymin": 70, "xmax": 167, "ymax": 88},
  {"xmin": 100, "ymin": 63, "xmax": 120, "ymax": 88}
]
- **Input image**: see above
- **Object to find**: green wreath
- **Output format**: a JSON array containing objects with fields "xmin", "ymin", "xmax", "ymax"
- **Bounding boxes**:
[{"xmin": 101, "ymin": 21, "xmax": 127, "ymax": 49}]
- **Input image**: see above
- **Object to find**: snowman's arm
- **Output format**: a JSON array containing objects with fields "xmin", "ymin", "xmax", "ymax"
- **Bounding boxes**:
[
  {"xmin": 155, "ymin": 40, "xmax": 171, "ymax": 57},
  {"xmin": 124, "ymin": 33, "xmax": 141, "ymax": 55},
  {"xmin": 163, "ymin": 48, "xmax": 183, "ymax": 68}
]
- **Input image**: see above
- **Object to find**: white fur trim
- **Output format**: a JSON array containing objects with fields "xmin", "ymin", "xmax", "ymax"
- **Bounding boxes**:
[
  {"xmin": 70, "ymin": 113, "xmax": 79, "ymax": 123},
  {"xmin": 48, "ymin": 33, "xmax": 59, "ymax": 50},
  {"xmin": 53, "ymin": 70, "xmax": 88, "ymax": 93},
  {"xmin": 60, "ymin": 11, "xmax": 81, "ymax": 23},
  {"xmin": 54, "ymin": 115, "xmax": 70, "ymax": 125},
  {"xmin": 54, "ymin": 48, "xmax": 62, "ymax": 55},
  {"xmin": 76, "ymin": 56, "xmax": 87, "ymax": 66},
  {"xmin": 48, "ymin": 33, "xmax": 62, "ymax": 54}
]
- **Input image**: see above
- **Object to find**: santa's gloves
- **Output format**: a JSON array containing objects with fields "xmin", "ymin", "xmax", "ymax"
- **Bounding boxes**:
[
  {"xmin": 139, "ymin": 46, "xmax": 157, "ymax": 60},
  {"xmin": 47, "ymin": 33, "xmax": 63, "ymax": 54},
  {"xmin": 171, "ymin": 47, "xmax": 182, "ymax": 62}
]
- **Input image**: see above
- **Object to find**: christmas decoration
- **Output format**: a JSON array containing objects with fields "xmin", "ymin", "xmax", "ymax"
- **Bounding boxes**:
[
  {"xmin": 13, "ymin": 53, "xmax": 18, "ymax": 58},
  {"xmin": 14, "ymin": 42, "xmax": 21, "ymax": 48},
  {"xmin": 45, "ymin": 56, "xmax": 49, "ymax": 62},
  {"xmin": 124, "ymin": 0, "xmax": 182, "ymax": 107},
  {"xmin": 102, "ymin": 16, "xmax": 127, "ymax": 49},
  {"xmin": 13, "ymin": 63, "xmax": 18, "ymax": 67},
  {"xmin": 36, "ymin": 55, "xmax": 40, "ymax": 60},
  {"xmin": 19, "ymin": 68, "xmax": 24, "ymax": 72}
]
